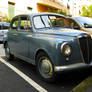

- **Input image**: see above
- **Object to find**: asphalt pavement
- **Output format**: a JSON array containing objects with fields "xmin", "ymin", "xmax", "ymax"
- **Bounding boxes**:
[
  {"xmin": 0, "ymin": 61, "xmax": 38, "ymax": 92},
  {"xmin": 0, "ymin": 43, "xmax": 92, "ymax": 92}
]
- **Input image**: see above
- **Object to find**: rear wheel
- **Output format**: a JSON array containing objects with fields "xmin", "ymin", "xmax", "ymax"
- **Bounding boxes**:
[
  {"xmin": 36, "ymin": 52, "xmax": 56, "ymax": 82},
  {"xmin": 5, "ymin": 43, "xmax": 14, "ymax": 61}
]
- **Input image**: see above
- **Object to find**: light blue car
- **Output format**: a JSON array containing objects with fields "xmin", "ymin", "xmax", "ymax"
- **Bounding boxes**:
[{"xmin": 4, "ymin": 13, "xmax": 92, "ymax": 82}]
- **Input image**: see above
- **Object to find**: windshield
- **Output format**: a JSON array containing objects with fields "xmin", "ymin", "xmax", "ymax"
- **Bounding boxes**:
[
  {"xmin": 33, "ymin": 15, "xmax": 70, "ymax": 29},
  {"xmin": 75, "ymin": 17, "xmax": 92, "ymax": 28}
]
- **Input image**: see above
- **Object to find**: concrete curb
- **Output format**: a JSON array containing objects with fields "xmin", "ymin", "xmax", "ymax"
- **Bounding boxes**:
[{"xmin": 72, "ymin": 76, "xmax": 92, "ymax": 92}]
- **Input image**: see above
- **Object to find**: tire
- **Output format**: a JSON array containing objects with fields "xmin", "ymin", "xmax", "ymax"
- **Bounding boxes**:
[
  {"xmin": 36, "ymin": 52, "xmax": 57, "ymax": 82},
  {"xmin": 5, "ymin": 43, "xmax": 14, "ymax": 61}
]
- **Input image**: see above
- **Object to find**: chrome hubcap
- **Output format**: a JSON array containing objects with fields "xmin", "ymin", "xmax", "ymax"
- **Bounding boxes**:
[
  {"xmin": 40, "ymin": 59, "xmax": 53, "ymax": 76},
  {"xmin": 41, "ymin": 60, "xmax": 50, "ymax": 73}
]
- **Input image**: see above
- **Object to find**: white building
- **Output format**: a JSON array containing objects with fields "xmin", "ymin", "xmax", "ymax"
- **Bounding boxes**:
[
  {"xmin": 0, "ymin": 0, "xmax": 65, "ymax": 21},
  {"xmin": 70, "ymin": 0, "xmax": 92, "ymax": 16},
  {"xmin": 57, "ymin": 0, "xmax": 70, "ymax": 15},
  {"xmin": 0, "ymin": 0, "xmax": 37, "ymax": 18}
]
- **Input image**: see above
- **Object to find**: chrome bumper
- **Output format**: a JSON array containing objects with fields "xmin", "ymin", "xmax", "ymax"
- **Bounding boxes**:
[{"xmin": 54, "ymin": 63, "xmax": 92, "ymax": 72}]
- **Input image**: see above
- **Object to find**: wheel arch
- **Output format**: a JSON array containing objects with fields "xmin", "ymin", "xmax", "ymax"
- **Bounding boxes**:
[{"xmin": 35, "ymin": 49, "xmax": 49, "ymax": 64}]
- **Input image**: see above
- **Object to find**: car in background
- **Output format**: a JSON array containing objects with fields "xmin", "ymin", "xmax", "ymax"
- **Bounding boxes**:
[
  {"xmin": 4, "ymin": 13, "xmax": 92, "ymax": 82},
  {"xmin": 0, "ymin": 22, "xmax": 10, "ymax": 42},
  {"xmin": 67, "ymin": 17, "xmax": 92, "ymax": 35}
]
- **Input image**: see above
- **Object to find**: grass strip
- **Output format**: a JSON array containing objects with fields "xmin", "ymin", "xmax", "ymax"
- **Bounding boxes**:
[{"xmin": 72, "ymin": 76, "xmax": 92, "ymax": 92}]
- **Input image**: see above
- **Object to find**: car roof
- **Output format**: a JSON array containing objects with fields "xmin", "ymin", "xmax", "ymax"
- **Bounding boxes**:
[
  {"xmin": 14, "ymin": 12, "xmax": 66, "ymax": 18},
  {"xmin": 67, "ymin": 16, "xmax": 90, "ymax": 19},
  {"xmin": 30, "ymin": 12, "xmax": 65, "ymax": 17}
]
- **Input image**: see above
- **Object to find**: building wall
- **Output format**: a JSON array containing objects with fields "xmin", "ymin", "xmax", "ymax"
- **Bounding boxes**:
[
  {"xmin": 0, "ymin": 0, "xmax": 34, "ymax": 19},
  {"xmin": 0, "ymin": 1, "xmax": 8, "ymax": 16},
  {"xmin": 2, "ymin": 0, "xmax": 92, "ymax": 19},
  {"xmin": 57, "ymin": 0, "xmax": 70, "ymax": 15},
  {"xmin": 70, "ymin": 0, "xmax": 92, "ymax": 17},
  {"xmin": 0, "ymin": 0, "xmax": 66, "ymax": 21},
  {"xmin": 37, "ymin": 4, "xmax": 52, "ymax": 12}
]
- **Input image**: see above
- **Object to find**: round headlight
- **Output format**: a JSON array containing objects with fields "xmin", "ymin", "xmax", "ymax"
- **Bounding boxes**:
[{"xmin": 61, "ymin": 42, "xmax": 72, "ymax": 56}]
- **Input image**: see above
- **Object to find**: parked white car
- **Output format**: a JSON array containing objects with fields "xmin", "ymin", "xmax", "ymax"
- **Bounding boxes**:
[{"xmin": 0, "ymin": 22, "xmax": 10, "ymax": 42}]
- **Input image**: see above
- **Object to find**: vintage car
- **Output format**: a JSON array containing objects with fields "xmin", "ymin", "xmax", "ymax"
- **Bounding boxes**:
[
  {"xmin": 67, "ymin": 17, "xmax": 92, "ymax": 35},
  {"xmin": 4, "ymin": 13, "xmax": 92, "ymax": 82},
  {"xmin": 0, "ymin": 22, "xmax": 10, "ymax": 42}
]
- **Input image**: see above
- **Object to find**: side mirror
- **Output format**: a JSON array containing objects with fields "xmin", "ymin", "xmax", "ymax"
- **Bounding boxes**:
[{"xmin": 84, "ymin": 23, "xmax": 89, "ymax": 28}]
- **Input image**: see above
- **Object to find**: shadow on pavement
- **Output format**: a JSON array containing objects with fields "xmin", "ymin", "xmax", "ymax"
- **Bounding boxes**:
[{"xmin": 0, "ymin": 42, "xmax": 3, "ymax": 44}]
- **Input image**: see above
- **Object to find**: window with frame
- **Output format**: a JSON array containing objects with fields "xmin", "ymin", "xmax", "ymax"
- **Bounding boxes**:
[
  {"xmin": 33, "ymin": 15, "xmax": 70, "ymax": 29},
  {"xmin": 34, "ymin": 16, "xmax": 45, "ymax": 29},
  {"xmin": 20, "ymin": 17, "xmax": 31, "ymax": 31},
  {"xmin": 68, "ymin": 19, "xmax": 80, "ymax": 29},
  {"xmin": 41, "ymin": 16, "xmax": 51, "ymax": 27},
  {"xmin": 11, "ymin": 18, "xmax": 19, "ymax": 30},
  {"xmin": 49, "ymin": 16, "xmax": 65, "ymax": 27}
]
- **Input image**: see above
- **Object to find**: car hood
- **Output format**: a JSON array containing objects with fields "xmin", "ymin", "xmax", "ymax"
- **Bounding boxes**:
[{"xmin": 40, "ymin": 28, "xmax": 87, "ymax": 37}]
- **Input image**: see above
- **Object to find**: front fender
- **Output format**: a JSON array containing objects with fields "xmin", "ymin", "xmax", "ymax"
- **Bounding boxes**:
[
  {"xmin": 34, "ymin": 38, "xmax": 83, "ymax": 66},
  {"xmin": 29, "ymin": 34, "xmax": 82, "ymax": 66}
]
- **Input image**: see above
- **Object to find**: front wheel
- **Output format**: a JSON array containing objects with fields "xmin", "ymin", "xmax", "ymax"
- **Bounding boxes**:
[
  {"xmin": 5, "ymin": 43, "xmax": 14, "ymax": 61},
  {"xmin": 36, "ymin": 52, "xmax": 57, "ymax": 82}
]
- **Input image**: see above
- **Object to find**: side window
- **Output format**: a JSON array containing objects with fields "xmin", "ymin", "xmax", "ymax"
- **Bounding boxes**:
[
  {"xmin": 41, "ymin": 16, "xmax": 51, "ymax": 27},
  {"xmin": 20, "ymin": 17, "xmax": 31, "ymax": 31},
  {"xmin": 68, "ymin": 19, "xmax": 80, "ymax": 29},
  {"xmin": 34, "ymin": 16, "xmax": 45, "ymax": 28},
  {"xmin": 11, "ymin": 17, "xmax": 19, "ymax": 30},
  {"xmin": 49, "ymin": 16, "xmax": 65, "ymax": 27},
  {"xmin": 62, "ymin": 18, "xmax": 70, "ymax": 28}
]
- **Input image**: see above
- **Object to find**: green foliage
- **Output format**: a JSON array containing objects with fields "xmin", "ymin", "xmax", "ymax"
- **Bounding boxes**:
[
  {"xmin": 0, "ymin": 14, "xmax": 11, "ymax": 23},
  {"xmin": 72, "ymin": 76, "xmax": 92, "ymax": 92},
  {"xmin": 57, "ymin": 9, "xmax": 67, "ymax": 16},
  {"xmin": 81, "ymin": 5, "xmax": 92, "ymax": 17},
  {"xmin": 48, "ymin": 8, "xmax": 67, "ymax": 16},
  {"xmin": 4, "ymin": 16, "xmax": 11, "ymax": 23}
]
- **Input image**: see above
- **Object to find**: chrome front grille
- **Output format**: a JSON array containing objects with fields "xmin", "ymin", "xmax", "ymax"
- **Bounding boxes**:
[{"xmin": 78, "ymin": 36, "xmax": 92, "ymax": 64}]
